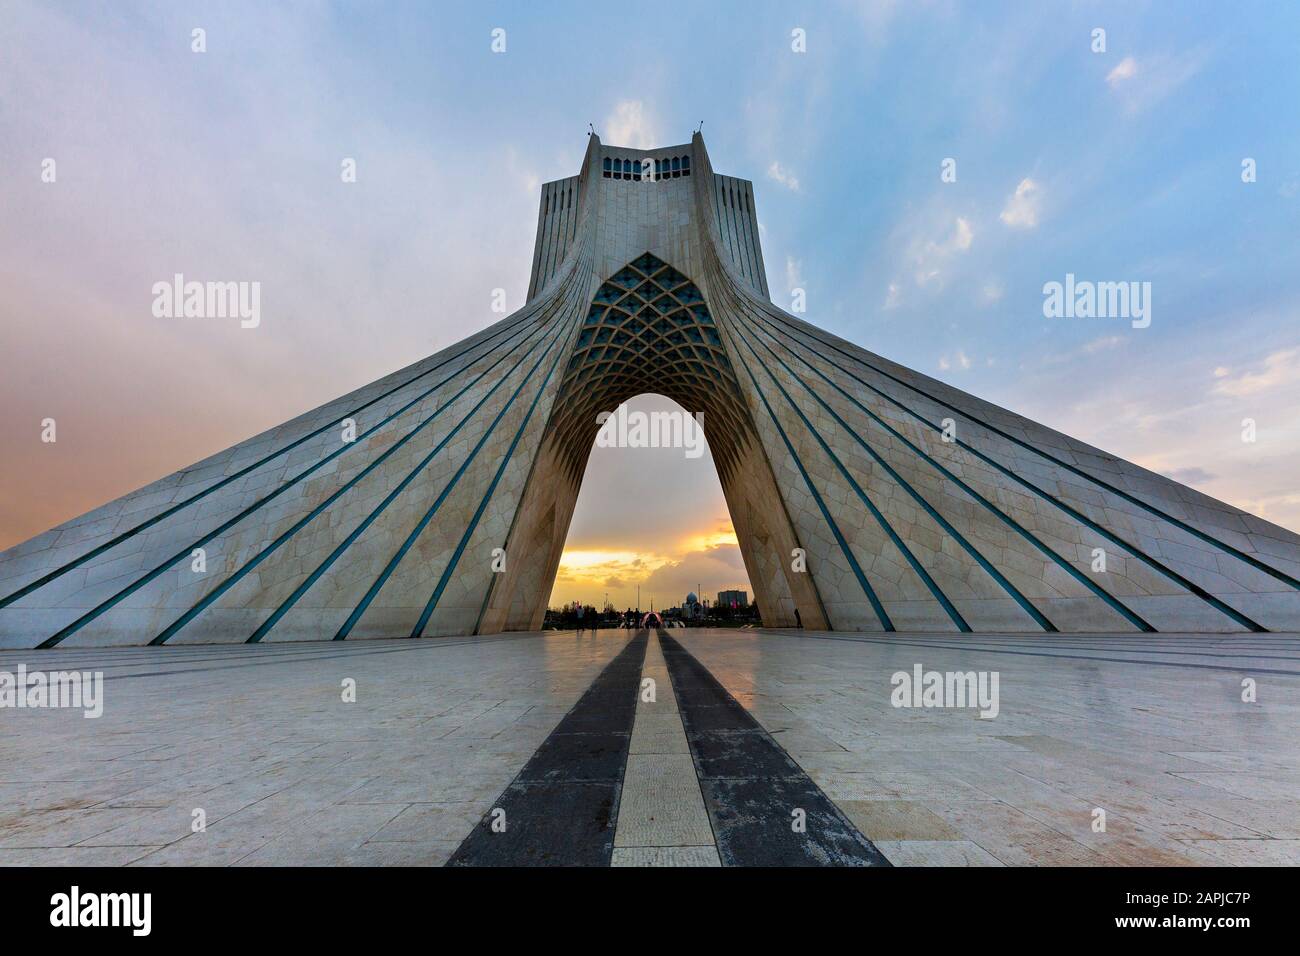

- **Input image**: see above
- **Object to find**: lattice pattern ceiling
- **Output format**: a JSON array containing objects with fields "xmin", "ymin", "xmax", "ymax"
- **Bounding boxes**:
[{"xmin": 547, "ymin": 253, "xmax": 756, "ymax": 482}]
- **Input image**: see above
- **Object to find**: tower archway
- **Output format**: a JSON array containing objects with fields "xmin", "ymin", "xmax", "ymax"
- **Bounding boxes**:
[{"xmin": 478, "ymin": 251, "xmax": 823, "ymax": 633}]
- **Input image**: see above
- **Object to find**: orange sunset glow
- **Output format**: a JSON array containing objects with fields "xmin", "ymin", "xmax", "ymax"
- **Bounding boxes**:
[{"xmin": 546, "ymin": 394, "xmax": 751, "ymax": 611}]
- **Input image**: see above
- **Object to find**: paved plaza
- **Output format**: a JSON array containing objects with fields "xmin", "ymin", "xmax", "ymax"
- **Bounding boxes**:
[{"xmin": 2, "ymin": 628, "xmax": 1296, "ymax": 866}]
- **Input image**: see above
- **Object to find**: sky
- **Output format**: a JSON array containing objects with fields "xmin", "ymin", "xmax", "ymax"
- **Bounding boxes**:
[{"xmin": 2, "ymin": 1, "xmax": 1298, "ymax": 614}]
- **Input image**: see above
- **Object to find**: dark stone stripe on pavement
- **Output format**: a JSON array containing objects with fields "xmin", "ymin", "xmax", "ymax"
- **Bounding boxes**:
[
  {"xmin": 447, "ymin": 630, "xmax": 649, "ymax": 866},
  {"xmin": 658, "ymin": 630, "xmax": 890, "ymax": 867}
]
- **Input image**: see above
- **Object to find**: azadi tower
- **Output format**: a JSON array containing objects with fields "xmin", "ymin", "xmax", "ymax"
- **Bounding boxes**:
[{"xmin": 3, "ymin": 134, "xmax": 1299, "ymax": 649}]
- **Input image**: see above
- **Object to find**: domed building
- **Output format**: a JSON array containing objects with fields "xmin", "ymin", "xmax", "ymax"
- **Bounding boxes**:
[{"xmin": 684, "ymin": 592, "xmax": 702, "ymax": 620}]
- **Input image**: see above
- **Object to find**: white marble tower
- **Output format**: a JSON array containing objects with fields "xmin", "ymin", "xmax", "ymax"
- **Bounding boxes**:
[{"xmin": 2, "ymin": 134, "xmax": 1299, "ymax": 648}]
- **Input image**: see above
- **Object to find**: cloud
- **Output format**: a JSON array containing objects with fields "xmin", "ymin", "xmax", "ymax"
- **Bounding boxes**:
[
  {"xmin": 504, "ymin": 145, "xmax": 543, "ymax": 198},
  {"xmin": 1082, "ymin": 335, "xmax": 1124, "ymax": 354},
  {"xmin": 949, "ymin": 216, "xmax": 974, "ymax": 250},
  {"xmin": 1163, "ymin": 466, "xmax": 1215, "ymax": 486},
  {"xmin": 639, "ymin": 544, "xmax": 748, "ymax": 605},
  {"xmin": 1028, "ymin": 335, "xmax": 1129, "ymax": 372},
  {"xmin": 938, "ymin": 350, "xmax": 972, "ymax": 371},
  {"xmin": 1106, "ymin": 56, "xmax": 1138, "ymax": 88},
  {"xmin": 785, "ymin": 256, "xmax": 804, "ymax": 293},
  {"xmin": 1211, "ymin": 348, "xmax": 1300, "ymax": 398},
  {"xmin": 0, "ymin": 3, "xmax": 548, "ymax": 549},
  {"xmin": 605, "ymin": 100, "xmax": 659, "ymax": 149},
  {"xmin": 766, "ymin": 161, "xmax": 801, "ymax": 191},
  {"xmin": 1000, "ymin": 178, "xmax": 1042, "ymax": 229},
  {"xmin": 910, "ymin": 216, "xmax": 973, "ymax": 288},
  {"xmin": 846, "ymin": 0, "xmax": 901, "ymax": 44},
  {"xmin": 884, "ymin": 281, "xmax": 902, "ymax": 310},
  {"xmin": 1005, "ymin": 321, "xmax": 1300, "ymax": 534},
  {"xmin": 1106, "ymin": 49, "xmax": 1210, "ymax": 114}
]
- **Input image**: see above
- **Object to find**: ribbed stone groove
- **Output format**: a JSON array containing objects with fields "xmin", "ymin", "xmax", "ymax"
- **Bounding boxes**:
[{"xmin": 2, "ymin": 132, "xmax": 1298, "ymax": 647}]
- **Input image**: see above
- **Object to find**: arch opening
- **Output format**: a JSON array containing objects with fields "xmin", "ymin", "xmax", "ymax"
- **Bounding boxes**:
[
  {"xmin": 476, "ymin": 253, "xmax": 824, "ymax": 635},
  {"xmin": 548, "ymin": 391, "xmax": 743, "ymax": 626}
]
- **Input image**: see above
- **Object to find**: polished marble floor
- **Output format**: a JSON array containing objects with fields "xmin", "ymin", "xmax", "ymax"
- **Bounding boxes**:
[
  {"xmin": 1, "ymin": 628, "xmax": 1296, "ymax": 866},
  {"xmin": 674, "ymin": 629, "xmax": 1300, "ymax": 865}
]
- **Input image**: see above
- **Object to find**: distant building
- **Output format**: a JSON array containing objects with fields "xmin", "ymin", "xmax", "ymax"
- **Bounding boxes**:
[
  {"xmin": 684, "ymin": 592, "xmax": 703, "ymax": 620},
  {"xmin": 718, "ymin": 589, "xmax": 748, "ymax": 608}
]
